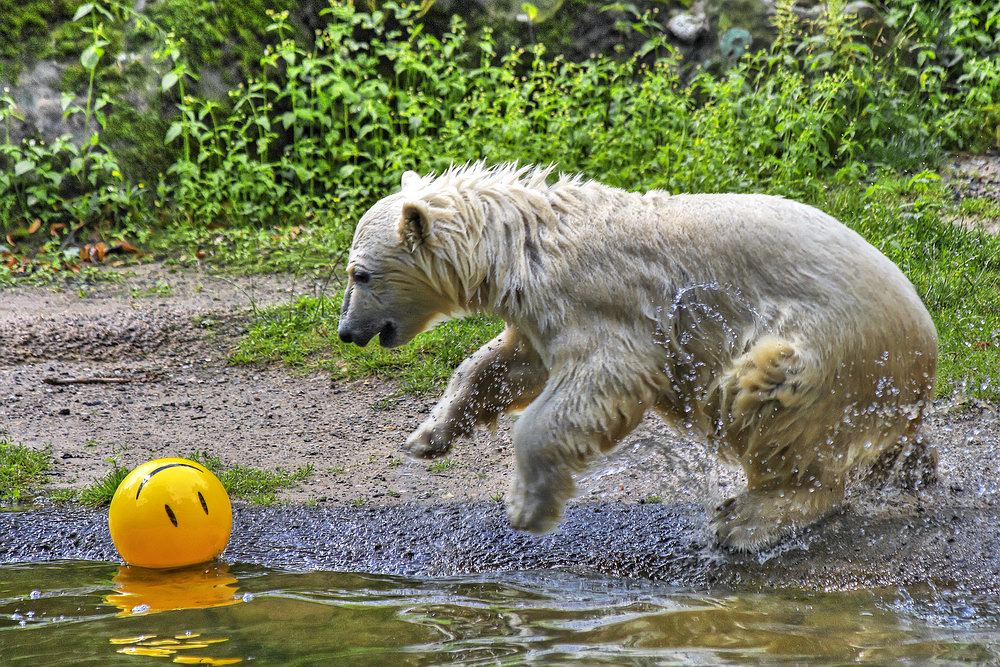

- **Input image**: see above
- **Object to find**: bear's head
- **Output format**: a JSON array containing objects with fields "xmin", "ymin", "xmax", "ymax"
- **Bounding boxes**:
[{"xmin": 337, "ymin": 170, "xmax": 460, "ymax": 348}]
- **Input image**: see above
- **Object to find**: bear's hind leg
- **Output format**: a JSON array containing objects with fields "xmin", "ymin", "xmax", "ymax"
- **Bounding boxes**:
[
  {"xmin": 711, "ymin": 473, "xmax": 845, "ymax": 552},
  {"xmin": 864, "ymin": 434, "xmax": 938, "ymax": 491},
  {"xmin": 713, "ymin": 337, "xmax": 844, "ymax": 551}
]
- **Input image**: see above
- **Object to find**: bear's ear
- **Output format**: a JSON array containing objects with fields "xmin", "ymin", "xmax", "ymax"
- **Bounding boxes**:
[
  {"xmin": 400, "ymin": 170, "xmax": 422, "ymax": 190},
  {"xmin": 399, "ymin": 201, "xmax": 432, "ymax": 252}
]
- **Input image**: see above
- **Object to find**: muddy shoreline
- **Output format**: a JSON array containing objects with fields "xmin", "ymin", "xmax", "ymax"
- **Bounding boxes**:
[
  {"xmin": 2, "ymin": 264, "xmax": 1000, "ymax": 591},
  {"xmin": 4, "ymin": 498, "xmax": 999, "ymax": 592}
]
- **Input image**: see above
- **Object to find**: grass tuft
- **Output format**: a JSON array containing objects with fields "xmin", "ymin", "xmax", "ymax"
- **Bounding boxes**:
[
  {"xmin": 77, "ymin": 464, "xmax": 131, "ymax": 507},
  {"xmin": 232, "ymin": 294, "xmax": 503, "ymax": 394},
  {"xmin": 0, "ymin": 440, "xmax": 50, "ymax": 503},
  {"xmin": 192, "ymin": 453, "xmax": 314, "ymax": 506}
]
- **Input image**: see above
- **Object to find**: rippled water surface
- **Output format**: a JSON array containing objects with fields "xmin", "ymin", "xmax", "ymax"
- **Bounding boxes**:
[{"xmin": 3, "ymin": 561, "xmax": 1000, "ymax": 665}]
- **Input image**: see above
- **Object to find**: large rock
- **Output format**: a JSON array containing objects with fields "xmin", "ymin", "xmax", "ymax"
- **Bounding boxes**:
[
  {"xmin": 4, "ymin": 60, "xmax": 86, "ymax": 145},
  {"xmin": 668, "ymin": 11, "xmax": 708, "ymax": 44}
]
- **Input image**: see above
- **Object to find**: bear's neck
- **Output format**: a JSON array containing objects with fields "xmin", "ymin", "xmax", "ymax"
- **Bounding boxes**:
[{"xmin": 449, "ymin": 185, "xmax": 560, "ymax": 323}]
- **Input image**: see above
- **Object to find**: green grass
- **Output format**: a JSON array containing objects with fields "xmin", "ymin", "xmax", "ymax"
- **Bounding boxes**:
[
  {"xmin": 64, "ymin": 454, "xmax": 314, "ymax": 507},
  {"xmin": 76, "ymin": 464, "xmax": 131, "ymax": 507},
  {"xmin": 193, "ymin": 454, "xmax": 314, "ymax": 506},
  {"xmin": 144, "ymin": 223, "xmax": 354, "ymax": 277},
  {"xmin": 129, "ymin": 280, "xmax": 172, "ymax": 298},
  {"xmin": 232, "ymin": 294, "xmax": 503, "ymax": 394},
  {"xmin": 0, "ymin": 440, "xmax": 50, "ymax": 503},
  {"xmin": 427, "ymin": 458, "xmax": 456, "ymax": 474},
  {"xmin": 959, "ymin": 197, "xmax": 1000, "ymax": 221}
]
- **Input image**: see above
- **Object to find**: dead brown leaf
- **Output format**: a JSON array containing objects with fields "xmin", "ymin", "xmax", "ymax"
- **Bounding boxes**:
[
  {"xmin": 107, "ymin": 241, "xmax": 143, "ymax": 255},
  {"xmin": 80, "ymin": 243, "xmax": 107, "ymax": 263},
  {"xmin": 26, "ymin": 218, "xmax": 41, "ymax": 235}
]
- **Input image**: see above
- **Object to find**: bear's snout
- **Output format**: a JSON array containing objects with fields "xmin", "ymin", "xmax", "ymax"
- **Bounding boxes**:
[
  {"xmin": 337, "ymin": 321, "xmax": 374, "ymax": 347},
  {"xmin": 338, "ymin": 318, "xmax": 393, "ymax": 348}
]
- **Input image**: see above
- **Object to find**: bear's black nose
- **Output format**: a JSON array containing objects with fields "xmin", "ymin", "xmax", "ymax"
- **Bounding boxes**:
[{"xmin": 338, "ymin": 327, "xmax": 354, "ymax": 344}]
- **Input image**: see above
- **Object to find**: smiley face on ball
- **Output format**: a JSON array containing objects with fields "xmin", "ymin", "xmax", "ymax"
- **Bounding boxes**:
[{"xmin": 109, "ymin": 458, "xmax": 232, "ymax": 569}]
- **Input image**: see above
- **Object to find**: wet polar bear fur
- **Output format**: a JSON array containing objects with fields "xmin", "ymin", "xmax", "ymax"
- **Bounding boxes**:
[{"xmin": 337, "ymin": 163, "xmax": 938, "ymax": 552}]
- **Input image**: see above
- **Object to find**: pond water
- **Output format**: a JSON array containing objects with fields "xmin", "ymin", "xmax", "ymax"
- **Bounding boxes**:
[{"xmin": 2, "ymin": 561, "xmax": 999, "ymax": 665}]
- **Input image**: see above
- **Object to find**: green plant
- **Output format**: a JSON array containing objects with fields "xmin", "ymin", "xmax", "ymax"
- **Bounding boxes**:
[
  {"xmin": 0, "ymin": 0, "xmax": 148, "ymax": 261},
  {"xmin": 77, "ymin": 458, "xmax": 130, "ymax": 506},
  {"xmin": 192, "ymin": 453, "xmax": 314, "ymax": 505},
  {"xmin": 427, "ymin": 458, "xmax": 455, "ymax": 474},
  {"xmin": 0, "ymin": 440, "xmax": 50, "ymax": 502}
]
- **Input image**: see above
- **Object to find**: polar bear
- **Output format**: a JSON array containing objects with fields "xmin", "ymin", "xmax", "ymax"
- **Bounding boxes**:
[{"xmin": 337, "ymin": 163, "xmax": 938, "ymax": 552}]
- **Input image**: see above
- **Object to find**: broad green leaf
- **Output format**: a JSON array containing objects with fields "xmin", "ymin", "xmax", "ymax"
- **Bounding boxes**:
[
  {"xmin": 165, "ymin": 123, "xmax": 183, "ymax": 144},
  {"xmin": 72, "ymin": 3, "xmax": 94, "ymax": 21},
  {"xmin": 14, "ymin": 160, "xmax": 35, "ymax": 176},
  {"xmin": 161, "ymin": 72, "xmax": 179, "ymax": 92},
  {"xmin": 81, "ymin": 44, "xmax": 103, "ymax": 71}
]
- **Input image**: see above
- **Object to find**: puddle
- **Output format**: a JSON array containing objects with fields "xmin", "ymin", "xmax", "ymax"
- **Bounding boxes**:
[{"xmin": 2, "ymin": 561, "xmax": 999, "ymax": 664}]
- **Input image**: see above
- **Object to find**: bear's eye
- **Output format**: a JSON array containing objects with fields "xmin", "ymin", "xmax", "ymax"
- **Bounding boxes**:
[{"xmin": 353, "ymin": 269, "xmax": 371, "ymax": 285}]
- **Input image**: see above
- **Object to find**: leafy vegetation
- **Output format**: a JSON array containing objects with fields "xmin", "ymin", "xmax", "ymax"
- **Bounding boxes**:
[
  {"xmin": 0, "ymin": 440, "xmax": 50, "ymax": 503},
  {"xmin": 1, "ymin": 0, "xmax": 998, "ymax": 397}
]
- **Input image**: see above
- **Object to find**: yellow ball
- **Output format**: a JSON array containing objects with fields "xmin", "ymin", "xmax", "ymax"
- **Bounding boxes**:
[{"xmin": 109, "ymin": 458, "xmax": 232, "ymax": 569}]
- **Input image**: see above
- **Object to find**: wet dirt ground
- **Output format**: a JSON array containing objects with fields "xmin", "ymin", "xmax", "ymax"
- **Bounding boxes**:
[{"xmin": 2, "ymin": 263, "xmax": 999, "ymax": 590}]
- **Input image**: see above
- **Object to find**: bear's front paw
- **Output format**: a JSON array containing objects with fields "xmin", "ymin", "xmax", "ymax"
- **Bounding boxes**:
[
  {"xmin": 404, "ymin": 419, "xmax": 455, "ymax": 459},
  {"xmin": 506, "ymin": 477, "xmax": 564, "ymax": 534}
]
